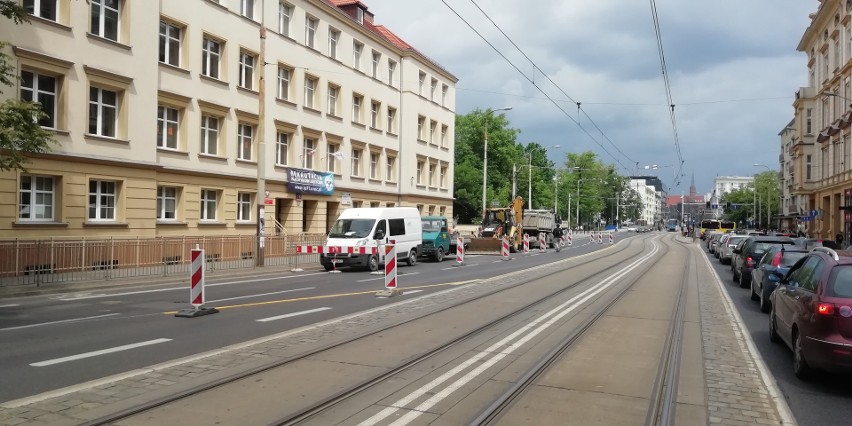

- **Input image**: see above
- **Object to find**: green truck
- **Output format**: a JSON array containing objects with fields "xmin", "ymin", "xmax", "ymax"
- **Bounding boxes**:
[{"xmin": 420, "ymin": 216, "xmax": 451, "ymax": 262}]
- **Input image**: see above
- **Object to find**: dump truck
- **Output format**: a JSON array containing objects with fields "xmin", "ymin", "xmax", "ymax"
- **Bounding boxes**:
[
  {"xmin": 467, "ymin": 196, "xmax": 524, "ymax": 254},
  {"xmin": 522, "ymin": 209, "xmax": 561, "ymax": 248}
]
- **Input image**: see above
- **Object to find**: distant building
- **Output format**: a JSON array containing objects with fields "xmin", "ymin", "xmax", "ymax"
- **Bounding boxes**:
[
  {"xmin": 714, "ymin": 176, "xmax": 754, "ymax": 197},
  {"xmin": 665, "ymin": 173, "xmax": 705, "ymax": 226}
]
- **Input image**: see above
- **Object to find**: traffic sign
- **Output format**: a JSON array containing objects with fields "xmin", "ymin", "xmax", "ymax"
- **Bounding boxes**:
[{"xmin": 711, "ymin": 204, "xmax": 718, "ymax": 209}]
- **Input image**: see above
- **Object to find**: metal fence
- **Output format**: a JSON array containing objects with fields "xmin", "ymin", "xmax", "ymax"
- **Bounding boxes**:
[{"xmin": 0, "ymin": 234, "xmax": 326, "ymax": 287}]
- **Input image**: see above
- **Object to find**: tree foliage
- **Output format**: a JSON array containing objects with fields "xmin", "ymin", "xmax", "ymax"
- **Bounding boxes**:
[
  {"xmin": 0, "ymin": 1, "xmax": 56, "ymax": 172},
  {"xmin": 720, "ymin": 171, "xmax": 780, "ymax": 228}
]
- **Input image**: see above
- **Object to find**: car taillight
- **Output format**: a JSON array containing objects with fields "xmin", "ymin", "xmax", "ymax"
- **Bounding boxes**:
[
  {"xmin": 817, "ymin": 303, "xmax": 836, "ymax": 316},
  {"xmin": 771, "ymin": 252, "xmax": 782, "ymax": 268},
  {"xmin": 745, "ymin": 257, "xmax": 754, "ymax": 267}
]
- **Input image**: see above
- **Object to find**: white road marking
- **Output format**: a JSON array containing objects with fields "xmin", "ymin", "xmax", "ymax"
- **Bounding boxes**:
[
  {"xmin": 55, "ymin": 272, "xmax": 327, "ymax": 301},
  {"xmin": 256, "ymin": 307, "xmax": 332, "ymax": 323},
  {"xmin": 30, "ymin": 338, "xmax": 172, "ymax": 367},
  {"xmin": 360, "ymin": 238, "xmax": 661, "ymax": 426},
  {"xmin": 0, "ymin": 313, "xmax": 120, "ymax": 332},
  {"xmin": 206, "ymin": 287, "xmax": 315, "ymax": 304},
  {"xmin": 404, "ymin": 290, "xmax": 424, "ymax": 295},
  {"xmin": 0, "ymin": 304, "xmax": 20, "ymax": 308}
]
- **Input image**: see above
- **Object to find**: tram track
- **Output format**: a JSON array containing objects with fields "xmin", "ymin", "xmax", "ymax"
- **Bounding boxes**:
[{"xmin": 83, "ymin": 236, "xmax": 644, "ymax": 425}]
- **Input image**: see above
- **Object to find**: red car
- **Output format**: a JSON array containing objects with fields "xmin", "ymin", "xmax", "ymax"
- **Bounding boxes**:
[{"xmin": 769, "ymin": 247, "xmax": 852, "ymax": 379}]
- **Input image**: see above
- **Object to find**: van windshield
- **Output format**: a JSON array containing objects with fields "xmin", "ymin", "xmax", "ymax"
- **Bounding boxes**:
[
  {"xmin": 328, "ymin": 219, "xmax": 375, "ymax": 238},
  {"xmin": 422, "ymin": 220, "xmax": 443, "ymax": 232}
]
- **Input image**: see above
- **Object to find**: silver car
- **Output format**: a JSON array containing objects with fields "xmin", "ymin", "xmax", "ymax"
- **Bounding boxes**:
[{"xmin": 718, "ymin": 235, "xmax": 747, "ymax": 265}]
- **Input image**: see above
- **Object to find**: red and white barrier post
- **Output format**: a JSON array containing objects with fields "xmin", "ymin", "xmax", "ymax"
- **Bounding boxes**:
[
  {"xmin": 501, "ymin": 235, "xmax": 511, "ymax": 260},
  {"xmin": 597, "ymin": 232, "xmax": 603, "ymax": 244},
  {"xmin": 453, "ymin": 236, "xmax": 466, "ymax": 267},
  {"xmin": 376, "ymin": 242, "xmax": 403, "ymax": 297},
  {"xmin": 522, "ymin": 233, "xmax": 530, "ymax": 255},
  {"xmin": 560, "ymin": 234, "xmax": 566, "ymax": 248},
  {"xmin": 567, "ymin": 231, "xmax": 573, "ymax": 247},
  {"xmin": 608, "ymin": 233, "xmax": 613, "ymax": 245},
  {"xmin": 175, "ymin": 245, "xmax": 219, "ymax": 318},
  {"xmin": 538, "ymin": 233, "xmax": 546, "ymax": 253},
  {"xmin": 327, "ymin": 246, "xmax": 341, "ymax": 273}
]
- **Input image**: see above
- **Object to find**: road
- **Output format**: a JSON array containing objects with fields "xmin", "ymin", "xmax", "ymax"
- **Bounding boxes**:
[{"xmin": 0, "ymin": 232, "xmax": 627, "ymax": 403}]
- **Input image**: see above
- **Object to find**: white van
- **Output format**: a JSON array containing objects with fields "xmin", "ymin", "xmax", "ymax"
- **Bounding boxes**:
[{"xmin": 320, "ymin": 207, "xmax": 423, "ymax": 271}]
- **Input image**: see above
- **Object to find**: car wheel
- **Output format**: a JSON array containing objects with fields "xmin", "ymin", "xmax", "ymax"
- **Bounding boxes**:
[
  {"xmin": 793, "ymin": 330, "xmax": 815, "ymax": 380},
  {"xmin": 434, "ymin": 248, "xmax": 444, "ymax": 262},
  {"xmin": 750, "ymin": 281, "xmax": 759, "ymax": 301},
  {"xmin": 407, "ymin": 249, "xmax": 418, "ymax": 266},
  {"xmin": 732, "ymin": 268, "xmax": 739, "ymax": 283},
  {"xmin": 739, "ymin": 271, "xmax": 749, "ymax": 288},
  {"xmin": 769, "ymin": 308, "xmax": 781, "ymax": 343},
  {"xmin": 760, "ymin": 287, "xmax": 772, "ymax": 313},
  {"xmin": 367, "ymin": 255, "xmax": 379, "ymax": 272},
  {"xmin": 323, "ymin": 264, "xmax": 333, "ymax": 271}
]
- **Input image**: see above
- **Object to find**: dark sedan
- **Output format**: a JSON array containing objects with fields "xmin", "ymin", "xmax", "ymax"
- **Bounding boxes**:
[
  {"xmin": 769, "ymin": 247, "xmax": 852, "ymax": 379},
  {"xmin": 733, "ymin": 236, "xmax": 795, "ymax": 289},
  {"xmin": 750, "ymin": 245, "xmax": 808, "ymax": 313}
]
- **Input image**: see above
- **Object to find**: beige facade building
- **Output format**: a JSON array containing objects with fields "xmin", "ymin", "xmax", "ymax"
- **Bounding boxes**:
[
  {"xmin": 789, "ymin": 0, "xmax": 852, "ymax": 241},
  {"xmin": 0, "ymin": 0, "xmax": 457, "ymax": 240}
]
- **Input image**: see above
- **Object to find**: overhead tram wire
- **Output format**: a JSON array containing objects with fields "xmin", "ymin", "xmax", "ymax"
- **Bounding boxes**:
[
  {"xmin": 467, "ymin": 0, "xmax": 637, "ymax": 169},
  {"xmin": 649, "ymin": 0, "xmax": 685, "ymax": 187},
  {"xmin": 438, "ymin": 0, "xmax": 627, "ymax": 171}
]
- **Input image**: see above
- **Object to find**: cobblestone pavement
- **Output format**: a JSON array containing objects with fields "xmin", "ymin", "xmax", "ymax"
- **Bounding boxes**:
[{"xmin": 0, "ymin": 237, "xmax": 796, "ymax": 425}]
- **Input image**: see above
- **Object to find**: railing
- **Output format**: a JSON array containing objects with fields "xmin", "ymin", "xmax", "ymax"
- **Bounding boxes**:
[{"xmin": 0, "ymin": 234, "xmax": 326, "ymax": 287}]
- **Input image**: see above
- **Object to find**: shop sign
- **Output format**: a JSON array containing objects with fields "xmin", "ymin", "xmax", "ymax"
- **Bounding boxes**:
[
  {"xmin": 341, "ymin": 192, "xmax": 352, "ymax": 205},
  {"xmin": 287, "ymin": 168, "xmax": 335, "ymax": 195}
]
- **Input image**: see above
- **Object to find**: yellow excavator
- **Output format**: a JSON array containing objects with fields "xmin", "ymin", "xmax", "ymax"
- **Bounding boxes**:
[{"xmin": 467, "ymin": 196, "xmax": 524, "ymax": 254}]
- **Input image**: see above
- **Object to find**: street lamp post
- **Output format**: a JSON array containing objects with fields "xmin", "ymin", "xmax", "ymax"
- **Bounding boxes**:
[
  {"xmin": 482, "ymin": 107, "xmax": 512, "ymax": 214},
  {"xmin": 754, "ymin": 163, "xmax": 772, "ymax": 230}
]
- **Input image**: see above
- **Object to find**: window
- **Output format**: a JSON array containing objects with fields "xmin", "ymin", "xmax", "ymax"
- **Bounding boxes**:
[
  {"xmin": 201, "ymin": 38, "xmax": 222, "ymax": 80},
  {"xmin": 429, "ymin": 163, "xmax": 436, "ymax": 186},
  {"xmin": 239, "ymin": 51, "xmax": 256, "ymax": 90},
  {"xmin": 24, "ymin": 0, "xmax": 57, "ymax": 21},
  {"xmin": 370, "ymin": 152, "xmax": 379, "ymax": 179},
  {"xmin": 417, "ymin": 116, "xmax": 425, "ymax": 140},
  {"xmin": 371, "ymin": 101, "xmax": 380, "ymax": 128},
  {"xmin": 278, "ymin": 2, "xmax": 292, "ymax": 36},
  {"xmin": 372, "ymin": 51, "xmax": 380, "ymax": 78},
  {"xmin": 156, "ymin": 105, "xmax": 179, "ymax": 149},
  {"xmin": 386, "ymin": 156, "xmax": 395, "ymax": 182},
  {"xmin": 304, "ymin": 75, "xmax": 317, "ymax": 109},
  {"xmin": 429, "ymin": 120, "xmax": 436, "ymax": 144},
  {"xmin": 388, "ymin": 60, "xmax": 396, "ymax": 86},
  {"xmin": 355, "ymin": 6, "xmax": 364, "ymax": 24},
  {"xmin": 353, "ymin": 41, "xmax": 363, "ymax": 70},
  {"xmin": 200, "ymin": 115, "xmax": 219, "ymax": 155},
  {"xmin": 237, "ymin": 192, "xmax": 252, "ymax": 222},
  {"xmin": 327, "ymin": 143, "xmax": 340, "ymax": 172},
  {"xmin": 327, "ymin": 84, "xmax": 339, "ymax": 116},
  {"xmin": 200, "ymin": 189, "xmax": 218, "ymax": 221},
  {"xmin": 157, "ymin": 186, "xmax": 177, "ymax": 220},
  {"xmin": 387, "ymin": 107, "xmax": 396, "ymax": 133},
  {"xmin": 88, "ymin": 180, "xmax": 116, "ymax": 221},
  {"xmin": 441, "ymin": 84, "xmax": 448, "ymax": 106},
  {"xmin": 278, "ymin": 66, "xmax": 292, "ymax": 100},
  {"xmin": 91, "ymin": 0, "xmax": 119, "ymax": 42},
  {"xmin": 418, "ymin": 72, "xmax": 425, "ymax": 96},
  {"xmin": 440, "ymin": 165, "xmax": 447, "ymax": 188},
  {"xmin": 305, "ymin": 16, "xmax": 317, "ymax": 48},
  {"xmin": 159, "ymin": 21, "xmax": 181, "ymax": 67},
  {"xmin": 806, "ymin": 108, "xmax": 813, "ymax": 134},
  {"xmin": 430, "ymin": 78, "xmax": 437, "ymax": 101},
  {"xmin": 19, "ymin": 175, "xmax": 54, "ymax": 221},
  {"xmin": 20, "ymin": 70, "xmax": 56, "ymax": 128},
  {"xmin": 441, "ymin": 125, "xmax": 448, "ymax": 147},
  {"xmin": 88, "ymin": 86, "xmax": 117, "ymax": 137},
  {"xmin": 806, "ymin": 155, "xmax": 813, "ymax": 180},
  {"xmin": 352, "ymin": 94, "xmax": 363, "ymax": 123},
  {"xmin": 416, "ymin": 160, "xmax": 424, "ymax": 185},
  {"xmin": 240, "ymin": 0, "xmax": 254, "ymax": 19},
  {"xmin": 351, "ymin": 148, "xmax": 362, "ymax": 176},
  {"xmin": 328, "ymin": 29, "xmax": 340, "ymax": 59},
  {"xmin": 276, "ymin": 131, "xmax": 290, "ymax": 165},
  {"xmin": 303, "ymin": 138, "xmax": 316, "ymax": 168},
  {"xmin": 237, "ymin": 123, "xmax": 253, "ymax": 160}
]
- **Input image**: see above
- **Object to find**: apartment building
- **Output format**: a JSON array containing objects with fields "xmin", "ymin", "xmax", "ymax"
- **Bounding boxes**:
[
  {"xmin": 713, "ymin": 176, "xmax": 753, "ymax": 198},
  {"xmin": 0, "ymin": 0, "xmax": 457, "ymax": 239},
  {"xmin": 790, "ymin": 0, "xmax": 852, "ymax": 241}
]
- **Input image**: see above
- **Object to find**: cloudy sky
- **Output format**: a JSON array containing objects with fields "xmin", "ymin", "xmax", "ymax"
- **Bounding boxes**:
[{"xmin": 362, "ymin": 0, "xmax": 817, "ymax": 195}]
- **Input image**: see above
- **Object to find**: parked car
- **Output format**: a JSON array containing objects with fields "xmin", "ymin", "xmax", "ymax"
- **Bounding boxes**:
[
  {"xmin": 714, "ymin": 234, "xmax": 730, "ymax": 259},
  {"xmin": 750, "ymin": 245, "xmax": 809, "ymax": 313},
  {"xmin": 719, "ymin": 235, "xmax": 748, "ymax": 265},
  {"xmin": 732, "ymin": 236, "xmax": 795, "ymax": 288},
  {"xmin": 705, "ymin": 231, "xmax": 722, "ymax": 250},
  {"xmin": 709, "ymin": 233, "xmax": 726, "ymax": 255},
  {"xmin": 793, "ymin": 238, "xmax": 840, "ymax": 250},
  {"xmin": 730, "ymin": 238, "xmax": 748, "ymax": 273},
  {"xmin": 769, "ymin": 247, "xmax": 852, "ymax": 378}
]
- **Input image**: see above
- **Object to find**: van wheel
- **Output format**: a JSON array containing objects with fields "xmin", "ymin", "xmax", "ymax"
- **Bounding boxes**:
[
  {"xmin": 367, "ymin": 255, "xmax": 379, "ymax": 272},
  {"xmin": 433, "ymin": 248, "xmax": 444, "ymax": 262},
  {"xmin": 407, "ymin": 249, "xmax": 418, "ymax": 266}
]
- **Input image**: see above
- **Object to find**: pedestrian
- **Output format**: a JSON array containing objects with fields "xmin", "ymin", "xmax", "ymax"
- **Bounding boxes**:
[
  {"xmin": 552, "ymin": 224, "xmax": 564, "ymax": 252},
  {"xmin": 836, "ymin": 233, "xmax": 844, "ymax": 247}
]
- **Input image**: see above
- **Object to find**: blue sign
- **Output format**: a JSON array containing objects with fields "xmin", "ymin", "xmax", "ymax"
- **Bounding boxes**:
[
  {"xmin": 287, "ymin": 168, "xmax": 335, "ymax": 195},
  {"xmin": 800, "ymin": 216, "xmax": 813, "ymax": 222},
  {"xmin": 731, "ymin": 204, "xmax": 740, "ymax": 210},
  {"xmin": 711, "ymin": 204, "xmax": 718, "ymax": 209}
]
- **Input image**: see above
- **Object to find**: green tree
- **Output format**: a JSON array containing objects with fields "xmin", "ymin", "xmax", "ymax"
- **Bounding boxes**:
[
  {"xmin": 721, "ymin": 186, "xmax": 754, "ymax": 225},
  {"xmin": 0, "ymin": 0, "xmax": 55, "ymax": 172}
]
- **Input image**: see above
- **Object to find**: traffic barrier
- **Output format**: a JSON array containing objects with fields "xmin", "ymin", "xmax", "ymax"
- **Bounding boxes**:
[
  {"xmin": 453, "ymin": 236, "xmax": 466, "ymax": 267},
  {"xmin": 175, "ymin": 245, "xmax": 219, "ymax": 318},
  {"xmin": 560, "ymin": 234, "xmax": 566, "ymax": 247},
  {"xmin": 327, "ymin": 246, "xmax": 341, "ymax": 274},
  {"xmin": 501, "ymin": 236, "xmax": 511, "ymax": 260},
  {"xmin": 295, "ymin": 245, "xmax": 378, "ymax": 254},
  {"xmin": 609, "ymin": 233, "xmax": 613, "ymax": 245},
  {"xmin": 597, "ymin": 232, "xmax": 603, "ymax": 244},
  {"xmin": 567, "ymin": 232, "xmax": 573, "ymax": 247},
  {"xmin": 376, "ymin": 243, "xmax": 402, "ymax": 297},
  {"xmin": 538, "ymin": 233, "xmax": 546, "ymax": 253},
  {"xmin": 523, "ymin": 234, "xmax": 530, "ymax": 255}
]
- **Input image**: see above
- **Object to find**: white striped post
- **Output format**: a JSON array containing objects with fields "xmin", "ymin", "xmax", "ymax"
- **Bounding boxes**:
[
  {"xmin": 523, "ymin": 233, "xmax": 530, "ymax": 255},
  {"xmin": 454, "ymin": 236, "xmax": 466, "ymax": 267},
  {"xmin": 538, "ymin": 233, "xmax": 546, "ymax": 253},
  {"xmin": 190, "ymin": 246, "xmax": 204, "ymax": 307},
  {"xmin": 609, "ymin": 233, "xmax": 613, "ymax": 245},
  {"xmin": 568, "ymin": 232, "xmax": 573, "ymax": 247},
  {"xmin": 501, "ymin": 236, "xmax": 511, "ymax": 260},
  {"xmin": 384, "ymin": 243, "xmax": 397, "ymax": 289}
]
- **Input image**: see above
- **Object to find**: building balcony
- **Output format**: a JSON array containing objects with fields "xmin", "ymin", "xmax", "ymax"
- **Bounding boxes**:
[{"xmin": 796, "ymin": 86, "xmax": 816, "ymax": 100}]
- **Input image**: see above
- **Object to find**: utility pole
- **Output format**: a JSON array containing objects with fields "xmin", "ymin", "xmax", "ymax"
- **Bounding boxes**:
[{"xmin": 255, "ymin": 5, "xmax": 267, "ymax": 267}]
